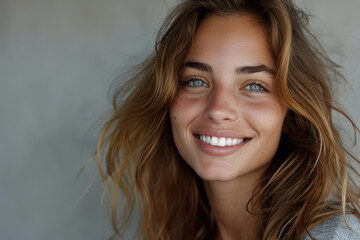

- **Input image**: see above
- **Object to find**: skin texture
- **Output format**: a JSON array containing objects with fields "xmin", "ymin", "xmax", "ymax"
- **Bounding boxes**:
[
  {"xmin": 170, "ymin": 13, "xmax": 287, "ymax": 183},
  {"xmin": 170, "ymin": 14, "xmax": 288, "ymax": 239}
]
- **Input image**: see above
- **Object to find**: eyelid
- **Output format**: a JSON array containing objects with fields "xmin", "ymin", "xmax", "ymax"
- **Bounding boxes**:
[
  {"xmin": 243, "ymin": 80, "xmax": 270, "ymax": 92},
  {"xmin": 180, "ymin": 75, "xmax": 209, "ymax": 87}
]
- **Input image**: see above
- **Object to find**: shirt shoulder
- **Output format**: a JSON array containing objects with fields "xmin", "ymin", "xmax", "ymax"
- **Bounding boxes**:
[{"xmin": 302, "ymin": 214, "xmax": 360, "ymax": 240}]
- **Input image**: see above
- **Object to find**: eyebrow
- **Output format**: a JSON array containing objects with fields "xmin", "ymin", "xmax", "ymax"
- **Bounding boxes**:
[{"xmin": 181, "ymin": 61, "xmax": 275, "ymax": 76}]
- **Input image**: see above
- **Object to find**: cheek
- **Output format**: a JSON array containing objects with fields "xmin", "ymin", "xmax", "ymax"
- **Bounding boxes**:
[
  {"xmin": 244, "ymin": 100, "xmax": 286, "ymax": 164},
  {"xmin": 170, "ymin": 93, "xmax": 204, "ymax": 128},
  {"xmin": 245, "ymin": 99, "xmax": 286, "ymax": 134},
  {"xmin": 169, "ymin": 94, "xmax": 191, "ymax": 144},
  {"xmin": 169, "ymin": 95, "xmax": 184, "ymax": 132}
]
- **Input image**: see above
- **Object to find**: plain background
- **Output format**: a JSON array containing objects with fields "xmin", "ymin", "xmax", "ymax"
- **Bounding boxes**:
[{"xmin": 0, "ymin": 0, "xmax": 359, "ymax": 239}]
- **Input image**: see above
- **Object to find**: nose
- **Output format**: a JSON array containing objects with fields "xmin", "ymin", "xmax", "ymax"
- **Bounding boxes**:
[{"xmin": 202, "ymin": 86, "xmax": 238, "ymax": 124}]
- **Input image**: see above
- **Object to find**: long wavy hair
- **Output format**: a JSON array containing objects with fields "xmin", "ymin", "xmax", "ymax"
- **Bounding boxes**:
[{"xmin": 95, "ymin": 0, "xmax": 360, "ymax": 239}]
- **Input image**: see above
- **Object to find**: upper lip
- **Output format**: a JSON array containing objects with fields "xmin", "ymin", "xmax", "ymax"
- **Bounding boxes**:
[{"xmin": 193, "ymin": 129, "xmax": 250, "ymax": 139}]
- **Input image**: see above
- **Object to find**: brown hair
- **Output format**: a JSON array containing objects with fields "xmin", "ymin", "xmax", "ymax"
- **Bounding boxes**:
[{"xmin": 95, "ymin": 0, "xmax": 360, "ymax": 239}]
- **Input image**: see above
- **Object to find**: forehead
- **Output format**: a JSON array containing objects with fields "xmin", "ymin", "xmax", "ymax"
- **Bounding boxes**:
[{"xmin": 185, "ymin": 14, "xmax": 274, "ymax": 69}]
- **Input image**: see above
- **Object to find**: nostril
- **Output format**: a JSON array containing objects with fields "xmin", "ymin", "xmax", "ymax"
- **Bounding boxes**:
[{"xmin": 203, "ymin": 107, "xmax": 238, "ymax": 123}]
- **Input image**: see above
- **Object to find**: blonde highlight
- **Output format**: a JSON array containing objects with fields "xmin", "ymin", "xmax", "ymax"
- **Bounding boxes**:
[{"xmin": 93, "ymin": 0, "xmax": 360, "ymax": 239}]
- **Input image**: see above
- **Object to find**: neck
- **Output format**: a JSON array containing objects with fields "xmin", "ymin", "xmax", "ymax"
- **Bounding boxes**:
[{"xmin": 204, "ymin": 175, "xmax": 262, "ymax": 240}]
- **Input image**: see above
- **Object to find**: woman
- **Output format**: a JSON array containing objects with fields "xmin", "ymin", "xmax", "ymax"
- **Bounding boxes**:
[{"xmin": 96, "ymin": 0, "xmax": 360, "ymax": 239}]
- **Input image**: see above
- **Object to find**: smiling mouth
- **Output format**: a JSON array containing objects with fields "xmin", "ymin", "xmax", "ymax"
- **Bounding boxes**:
[{"xmin": 197, "ymin": 134, "xmax": 250, "ymax": 147}]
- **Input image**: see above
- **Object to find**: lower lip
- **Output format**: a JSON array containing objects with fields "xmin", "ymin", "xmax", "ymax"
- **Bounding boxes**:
[{"xmin": 194, "ymin": 135, "xmax": 249, "ymax": 157}]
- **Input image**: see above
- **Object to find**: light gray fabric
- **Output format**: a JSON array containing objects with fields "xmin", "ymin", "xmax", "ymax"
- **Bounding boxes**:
[{"xmin": 302, "ymin": 214, "xmax": 360, "ymax": 240}]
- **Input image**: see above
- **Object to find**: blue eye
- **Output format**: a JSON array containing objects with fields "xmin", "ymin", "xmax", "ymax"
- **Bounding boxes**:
[
  {"xmin": 183, "ymin": 78, "xmax": 208, "ymax": 87},
  {"xmin": 244, "ymin": 82, "xmax": 268, "ymax": 92}
]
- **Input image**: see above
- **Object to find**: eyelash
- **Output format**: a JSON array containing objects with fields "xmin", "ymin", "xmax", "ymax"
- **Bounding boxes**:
[
  {"xmin": 180, "ymin": 78, "xmax": 269, "ymax": 93},
  {"xmin": 180, "ymin": 77, "xmax": 208, "ymax": 87},
  {"xmin": 244, "ymin": 81, "xmax": 269, "ymax": 93}
]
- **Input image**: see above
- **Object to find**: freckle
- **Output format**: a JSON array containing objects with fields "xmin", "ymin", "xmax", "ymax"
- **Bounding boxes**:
[{"xmin": 174, "ymin": 116, "xmax": 177, "ymax": 120}]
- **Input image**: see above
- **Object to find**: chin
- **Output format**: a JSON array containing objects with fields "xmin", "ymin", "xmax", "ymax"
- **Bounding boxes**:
[{"xmin": 195, "ymin": 167, "xmax": 237, "ymax": 182}]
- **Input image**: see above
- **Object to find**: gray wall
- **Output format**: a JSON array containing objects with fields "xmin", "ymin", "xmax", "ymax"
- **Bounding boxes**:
[{"xmin": 0, "ymin": 0, "xmax": 359, "ymax": 239}]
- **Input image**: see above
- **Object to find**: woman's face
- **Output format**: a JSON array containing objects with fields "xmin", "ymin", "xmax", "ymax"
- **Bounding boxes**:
[{"xmin": 170, "ymin": 14, "xmax": 287, "ymax": 182}]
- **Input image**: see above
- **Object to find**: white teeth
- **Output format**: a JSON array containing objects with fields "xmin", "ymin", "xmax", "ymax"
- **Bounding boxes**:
[
  {"xmin": 198, "ymin": 135, "xmax": 245, "ymax": 147},
  {"xmin": 218, "ymin": 137, "xmax": 226, "ymax": 147},
  {"xmin": 210, "ymin": 136, "xmax": 218, "ymax": 145}
]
